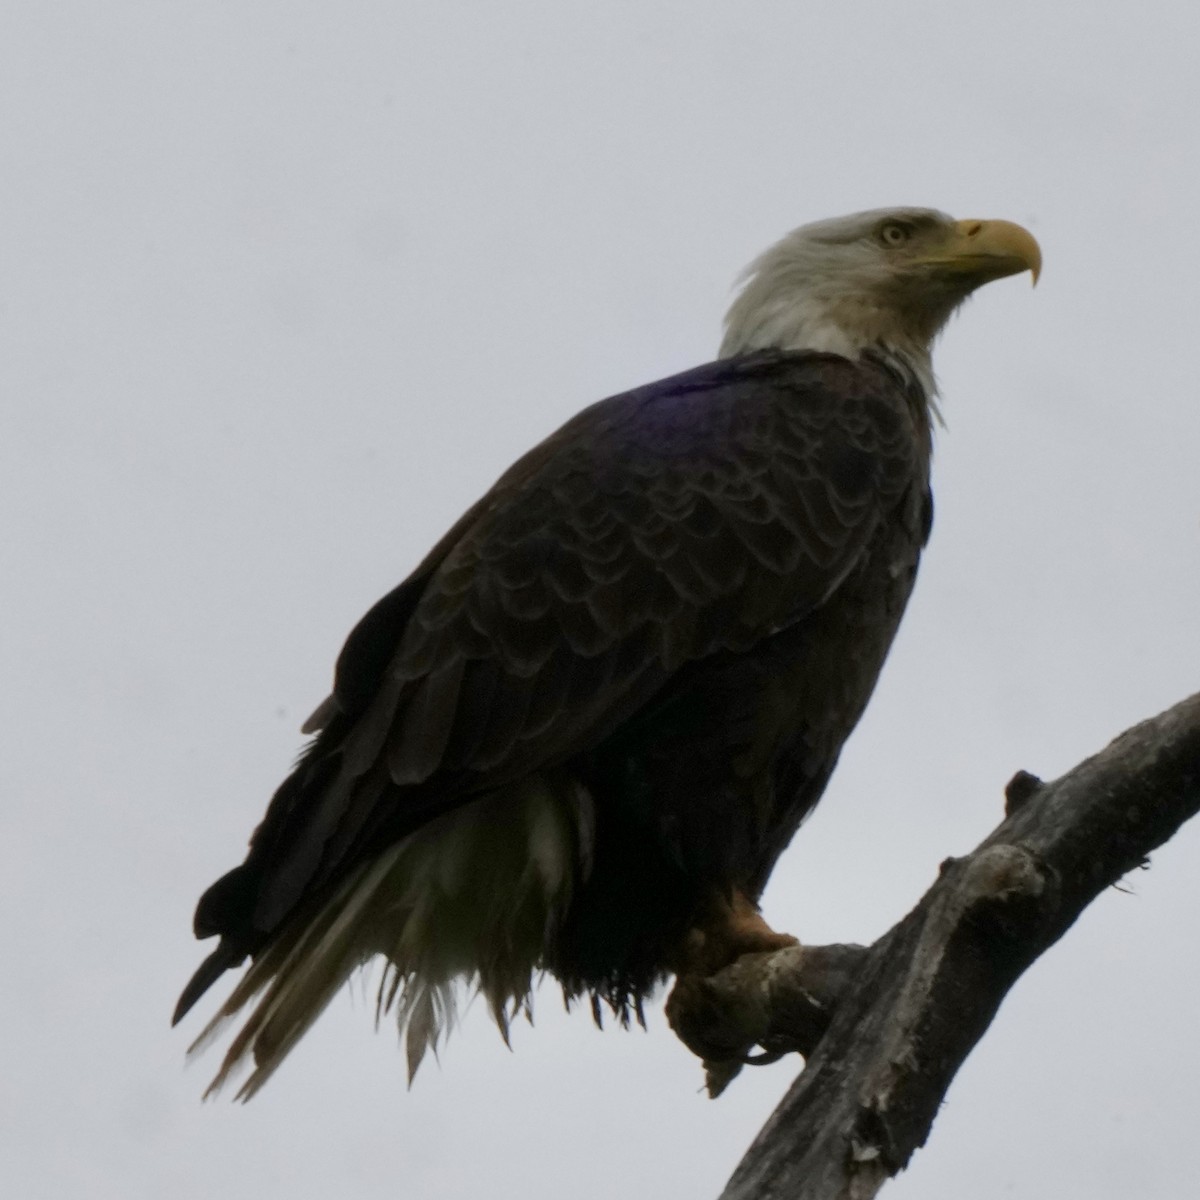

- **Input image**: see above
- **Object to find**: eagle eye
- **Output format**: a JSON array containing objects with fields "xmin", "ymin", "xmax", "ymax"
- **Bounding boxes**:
[{"xmin": 878, "ymin": 221, "xmax": 912, "ymax": 247}]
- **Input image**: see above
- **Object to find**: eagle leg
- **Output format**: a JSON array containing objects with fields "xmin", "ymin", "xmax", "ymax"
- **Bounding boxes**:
[{"xmin": 675, "ymin": 888, "xmax": 797, "ymax": 978}]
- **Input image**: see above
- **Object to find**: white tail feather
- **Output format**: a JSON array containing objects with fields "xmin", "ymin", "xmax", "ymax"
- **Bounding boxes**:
[{"xmin": 191, "ymin": 776, "xmax": 593, "ymax": 1098}]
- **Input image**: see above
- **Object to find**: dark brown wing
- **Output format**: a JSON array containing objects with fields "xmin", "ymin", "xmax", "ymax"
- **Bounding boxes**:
[
  {"xmin": 359, "ymin": 372, "xmax": 904, "ymax": 776},
  {"xmin": 178, "ymin": 350, "xmax": 926, "ymax": 1018}
]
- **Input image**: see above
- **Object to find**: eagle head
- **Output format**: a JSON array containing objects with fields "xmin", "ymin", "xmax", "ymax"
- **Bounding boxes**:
[{"xmin": 720, "ymin": 207, "xmax": 1041, "ymax": 397}]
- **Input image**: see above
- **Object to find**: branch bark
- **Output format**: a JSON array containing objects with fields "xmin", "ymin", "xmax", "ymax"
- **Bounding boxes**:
[{"xmin": 670, "ymin": 692, "xmax": 1200, "ymax": 1200}]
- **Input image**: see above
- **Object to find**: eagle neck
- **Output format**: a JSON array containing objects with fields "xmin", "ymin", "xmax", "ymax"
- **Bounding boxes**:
[{"xmin": 719, "ymin": 298, "xmax": 940, "ymax": 425}]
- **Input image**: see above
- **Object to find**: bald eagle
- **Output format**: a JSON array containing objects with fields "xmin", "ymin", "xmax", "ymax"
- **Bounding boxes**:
[{"xmin": 175, "ymin": 208, "xmax": 1039, "ymax": 1098}]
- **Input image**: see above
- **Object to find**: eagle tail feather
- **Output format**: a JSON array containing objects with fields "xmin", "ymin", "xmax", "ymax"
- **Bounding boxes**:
[{"xmin": 190, "ymin": 777, "xmax": 593, "ymax": 1098}]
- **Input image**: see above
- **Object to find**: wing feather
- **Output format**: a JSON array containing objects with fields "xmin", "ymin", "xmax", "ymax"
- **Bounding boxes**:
[{"xmin": 224, "ymin": 351, "xmax": 928, "ymax": 948}]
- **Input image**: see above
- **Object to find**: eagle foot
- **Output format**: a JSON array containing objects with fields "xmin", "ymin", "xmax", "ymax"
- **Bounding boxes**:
[{"xmin": 665, "ymin": 889, "xmax": 799, "ymax": 1093}]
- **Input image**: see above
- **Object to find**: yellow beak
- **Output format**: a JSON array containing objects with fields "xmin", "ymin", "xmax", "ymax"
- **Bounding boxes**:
[{"xmin": 943, "ymin": 218, "xmax": 1042, "ymax": 286}]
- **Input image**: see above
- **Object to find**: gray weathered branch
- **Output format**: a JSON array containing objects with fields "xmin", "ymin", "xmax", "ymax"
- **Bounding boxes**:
[{"xmin": 670, "ymin": 691, "xmax": 1200, "ymax": 1200}]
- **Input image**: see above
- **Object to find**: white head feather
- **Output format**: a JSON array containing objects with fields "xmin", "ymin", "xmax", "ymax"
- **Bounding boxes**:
[{"xmin": 721, "ymin": 207, "xmax": 979, "ymax": 401}]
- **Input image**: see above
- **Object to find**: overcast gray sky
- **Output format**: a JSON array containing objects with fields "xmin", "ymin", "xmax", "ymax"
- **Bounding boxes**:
[{"xmin": 4, "ymin": 3, "xmax": 1199, "ymax": 1197}]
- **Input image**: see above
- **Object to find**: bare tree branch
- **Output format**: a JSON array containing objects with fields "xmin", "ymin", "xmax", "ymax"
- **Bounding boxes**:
[{"xmin": 668, "ymin": 692, "xmax": 1200, "ymax": 1200}]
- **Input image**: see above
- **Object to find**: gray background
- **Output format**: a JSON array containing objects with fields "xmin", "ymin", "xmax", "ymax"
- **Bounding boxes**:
[{"xmin": 4, "ymin": 3, "xmax": 1198, "ymax": 1197}]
